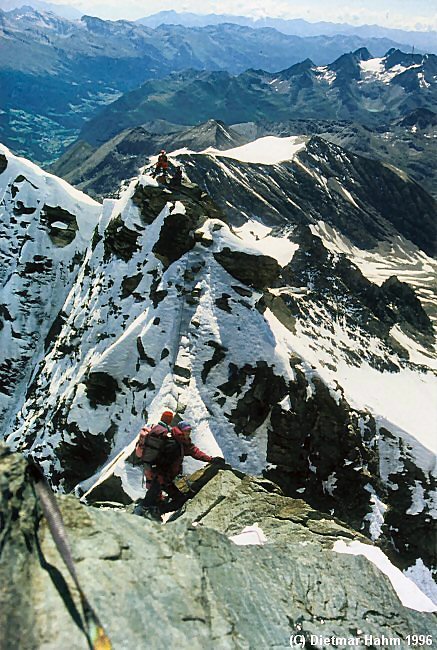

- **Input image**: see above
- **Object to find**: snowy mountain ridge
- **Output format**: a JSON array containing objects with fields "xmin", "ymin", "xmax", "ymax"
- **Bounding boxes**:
[
  {"xmin": 0, "ymin": 144, "xmax": 100, "ymax": 431},
  {"xmin": 1, "ymin": 136, "xmax": 436, "ymax": 586}
]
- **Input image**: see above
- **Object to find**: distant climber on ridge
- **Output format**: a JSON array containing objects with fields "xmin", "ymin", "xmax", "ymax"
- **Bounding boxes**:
[
  {"xmin": 134, "ymin": 414, "xmax": 224, "ymax": 520},
  {"xmin": 151, "ymin": 149, "xmax": 169, "ymax": 181}
]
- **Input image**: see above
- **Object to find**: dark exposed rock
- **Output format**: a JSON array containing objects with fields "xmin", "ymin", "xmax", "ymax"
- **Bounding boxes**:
[
  {"xmin": 396, "ymin": 107, "xmax": 437, "ymax": 130},
  {"xmin": 263, "ymin": 292, "xmax": 298, "ymax": 332},
  {"xmin": 201, "ymin": 341, "xmax": 228, "ymax": 383},
  {"xmin": 136, "ymin": 337, "xmax": 156, "ymax": 366},
  {"xmin": 121, "ymin": 273, "xmax": 142, "ymax": 299},
  {"xmin": 83, "ymin": 372, "xmax": 120, "ymax": 407},
  {"xmin": 219, "ymin": 362, "xmax": 288, "ymax": 434},
  {"xmin": 44, "ymin": 310, "xmax": 67, "ymax": 351},
  {"xmin": 24, "ymin": 258, "xmax": 53, "ymax": 274},
  {"xmin": 0, "ymin": 153, "xmax": 7, "ymax": 175},
  {"xmin": 91, "ymin": 225, "xmax": 102, "ymax": 251},
  {"xmin": 55, "ymin": 422, "xmax": 115, "ymax": 491},
  {"xmin": 214, "ymin": 248, "xmax": 281, "ymax": 290},
  {"xmin": 379, "ymin": 431, "xmax": 437, "ymax": 572},
  {"xmin": 148, "ymin": 269, "xmax": 168, "ymax": 307},
  {"xmin": 283, "ymin": 226, "xmax": 433, "ymax": 352},
  {"xmin": 173, "ymin": 365, "xmax": 191, "ymax": 380},
  {"xmin": 0, "ymin": 305, "xmax": 13, "ymax": 327},
  {"xmin": 41, "ymin": 205, "xmax": 79, "ymax": 247},
  {"xmin": 152, "ymin": 208, "xmax": 204, "ymax": 268},
  {"xmin": 0, "ymin": 357, "xmax": 33, "ymax": 396},
  {"xmin": 232, "ymin": 285, "xmax": 253, "ymax": 297},
  {"xmin": 131, "ymin": 184, "xmax": 171, "ymax": 225},
  {"xmin": 84, "ymin": 473, "xmax": 132, "ymax": 506},
  {"xmin": 214, "ymin": 293, "xmax": 232, "ymax": 313},
  {"xmin": 381, "ymin": 275, "xmax": 433, "ymax": 335},
  {"xmin": 13, "ymin": 201, "xmax": 36, "ymax": 216},
  {"xmin": 103, "ymin": 214, "xmax": 141, "ymax": 262},
  {"xmin": 266, "ymin": 368, "xmax": 380, "ymax": 531},
  {"xmin": 218, "ymin": 362, "xmax": 252, "ymax": 397}
]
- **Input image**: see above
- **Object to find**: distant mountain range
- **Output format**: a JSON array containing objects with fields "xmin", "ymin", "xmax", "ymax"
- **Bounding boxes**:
[
  {"xmin": 0, "ymin": 0, "xmax": 82, "ymax": 19},
  {"xmin": 0, "ymin": 6, "xmax": 418, "ymax": 165},
  {"xmin": 1, "ymin": 3, "xmax": 435, "ymax": 53},
  {"xmin": 77, "ymin": 48, "xmax": 437, "ymax": 147},
  {"xmin": 137, "ymin": 10, "xmax": 437, "ymax": 54}
]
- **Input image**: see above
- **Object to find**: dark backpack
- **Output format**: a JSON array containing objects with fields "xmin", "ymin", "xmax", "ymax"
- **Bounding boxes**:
[
  {"xmin": 135, "ymin": 424, "xmax": 165, "ymax": 464},
  {"xmin": 158, "ymin": 437, "xmax": 183, "ymax": 469},
  {"xmin": 134, "ymin": 424, "xmax": 181, "ymax": 467}
]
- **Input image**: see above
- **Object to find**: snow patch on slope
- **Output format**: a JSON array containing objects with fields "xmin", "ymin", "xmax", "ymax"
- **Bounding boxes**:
[
  {"xmin": 202, "ymin": 136, "xmax": 307, "ymax": 165},
  {"xmin": 404, "ymin": 559, "xmax": 437, "ymax": 606},
  {"xmin": 334, "ymin": 539, "xmax": 437, "ymax": 612},
  {"xmin": 196, "ymin": 217, "xmax": 298, "ymax": 266},
  {"xmin": 359, "ymin": 58, "xmax": 421, "ymax": 84},
  {"xmin": 229, "ymin": 523, "xmax": 268, "ymax": 546},
  {"xmin": 363, "ymin": 484, "xmax": 387, "ymax": 541},
  {"xmin": 0, "ymin": 144, "xmax": 100, "ymax": 235}
]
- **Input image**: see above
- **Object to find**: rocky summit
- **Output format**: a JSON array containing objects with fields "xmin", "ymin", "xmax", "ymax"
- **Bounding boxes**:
[
  {"xmin": 1, "ymin": 127, "xmax": 436, "ymax": 646},
  {"xmin": 1, "ymin": 447, "xmax": 436, "ymax": 649}
]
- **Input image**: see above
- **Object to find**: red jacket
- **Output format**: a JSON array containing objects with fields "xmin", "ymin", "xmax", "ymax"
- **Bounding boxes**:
[{"xmin": 156, "ymin": 153, "xmax": 169, "ymax": 170}]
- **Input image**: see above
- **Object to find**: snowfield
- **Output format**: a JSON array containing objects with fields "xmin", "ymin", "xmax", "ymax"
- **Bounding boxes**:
[{"xmin": 202, "ymin": 135, "xmax": 307, "ymax": 165}]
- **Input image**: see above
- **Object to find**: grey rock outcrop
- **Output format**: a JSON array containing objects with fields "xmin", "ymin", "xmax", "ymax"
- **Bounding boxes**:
[{"xmin": 1, "ymin": 447, "xmax": 435, "ymax": 650}]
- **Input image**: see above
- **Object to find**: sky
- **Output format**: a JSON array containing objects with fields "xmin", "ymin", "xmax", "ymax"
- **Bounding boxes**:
[{"xmin": 46, "ymin": 1, "xmax": 437, "ymax": 31}]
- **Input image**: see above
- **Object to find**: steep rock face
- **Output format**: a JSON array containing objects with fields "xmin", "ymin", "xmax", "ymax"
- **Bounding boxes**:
[
  {"xmin": 282, "ymin": 226, "xmax": 434, "ymax": 350},
  {"xmin": 213, "ymin": 248, "xmax": 281, "ymax": 290},
  {"xmin": 1, "ymin": 448, "xmax": 435, "ymax": 649},
  {"xmin": 0, "ymin": 144, "xmax": 101, "ymax": 432}
]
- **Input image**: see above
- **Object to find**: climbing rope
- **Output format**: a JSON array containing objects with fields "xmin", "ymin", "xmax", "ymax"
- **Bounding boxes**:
[{"xmin": 28, "ymin": 463, "xmax": 112, "ymax": 650}]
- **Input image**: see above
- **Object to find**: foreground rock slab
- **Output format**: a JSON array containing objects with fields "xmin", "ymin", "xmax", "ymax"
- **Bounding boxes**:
[{"xmin": 1, "ymin": 448, "xmax": 435, "ymax": 649}]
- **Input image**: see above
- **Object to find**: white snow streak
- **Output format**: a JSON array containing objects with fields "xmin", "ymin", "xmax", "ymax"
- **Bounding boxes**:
[
  {"xmin": 333, "ymin": 539, "xmax": 437, "ymax": 612},
  {"xmin": 229, "ymin": 523, "xmax": 268, "ymax": 546},
  {"xmin": 202, "ymin": 136, "xmax": 307, "ymax": 165}
]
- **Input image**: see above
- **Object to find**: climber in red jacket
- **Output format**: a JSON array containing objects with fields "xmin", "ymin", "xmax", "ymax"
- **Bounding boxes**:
[
  {"xmin": 135, "ymin": 419, "xmax": 223, "ymax": 520},
  {"xmin": 151, "ymin": 149, "xmax": 169, "ymax": 180}
]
